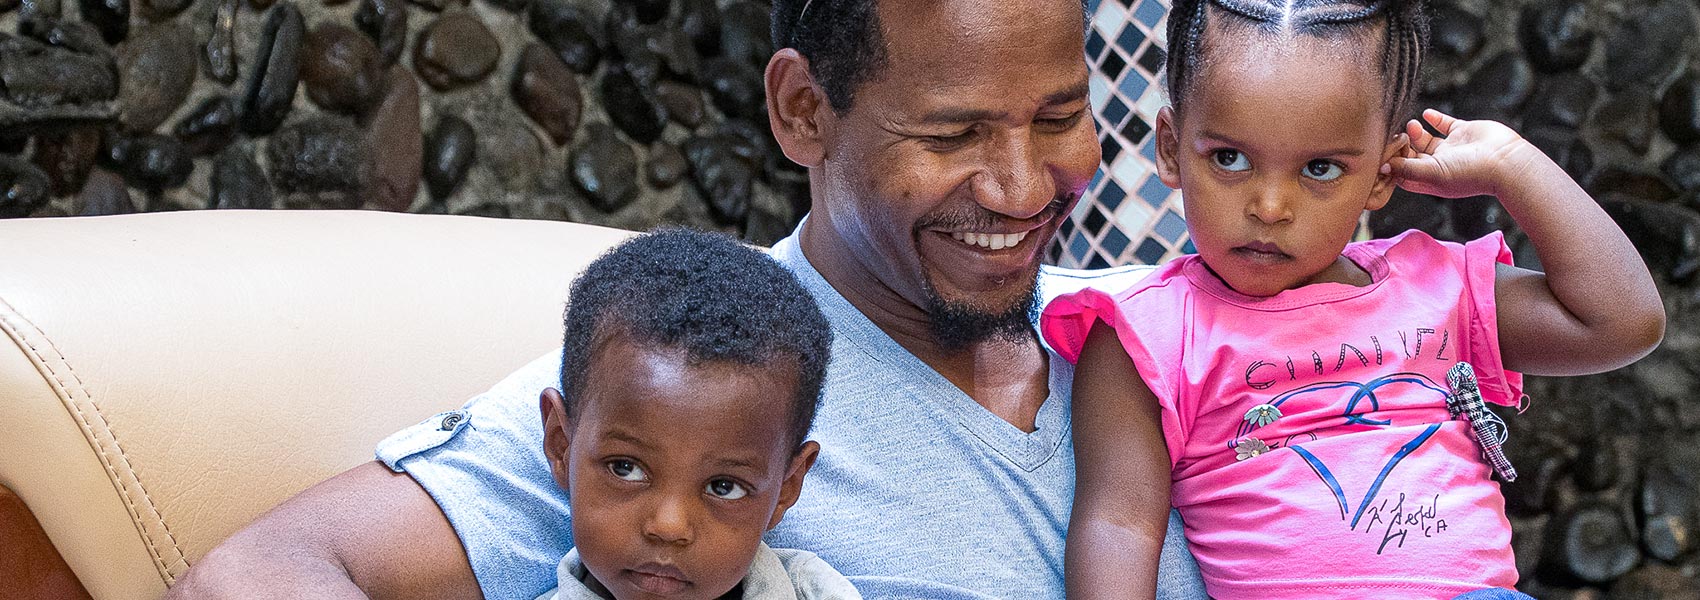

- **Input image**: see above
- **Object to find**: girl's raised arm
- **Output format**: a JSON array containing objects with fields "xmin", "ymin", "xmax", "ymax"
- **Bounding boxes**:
[{"xmin": 1388, "ymin": 109, "xmax": 1666, "ymax": 376}]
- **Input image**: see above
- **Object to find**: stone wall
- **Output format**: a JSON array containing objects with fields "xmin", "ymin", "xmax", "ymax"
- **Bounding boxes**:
[
  {"xmin": 1371, "ymin": 1, "xmax": 1700, "ymax": 596},
  {"xmin": 0, "ymin": 0, "xmax": 809, "ymax": 244},
  {"xmin": 2, "ymin": 0, "xmax": 1699, "ymax": 595}
]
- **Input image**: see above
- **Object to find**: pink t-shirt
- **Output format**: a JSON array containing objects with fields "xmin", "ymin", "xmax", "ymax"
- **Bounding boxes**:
[{"xmin": 1042, "ymin": 230, "xmax": 1524, "ymax": 599}]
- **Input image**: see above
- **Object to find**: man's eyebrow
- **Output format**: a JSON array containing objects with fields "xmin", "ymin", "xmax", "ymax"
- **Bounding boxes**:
[
  {"xmin": 915, "ymin": 82, "xmax": 1092, "ymax": 125},
  {"xmin": 1043, "ymin": 81, "xmax": 1091, "ymax": 106},
  {"xmin": 918, "ymin": 107, "xmax": 1006, "ymax": 125}
]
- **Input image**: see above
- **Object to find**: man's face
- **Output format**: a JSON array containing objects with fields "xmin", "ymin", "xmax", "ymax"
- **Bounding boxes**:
[
  {"xmin": 551, "ymin": 338, "xmax": 812, "ymax": 600},
  {"xmin": 811, "ymin": 0, "xmax": 1098, "ymax": 347}
]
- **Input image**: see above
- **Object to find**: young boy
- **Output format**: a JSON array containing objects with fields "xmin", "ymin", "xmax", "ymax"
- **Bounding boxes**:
[{"xmin": 535, "ymin": 228, "xmax": 861, "ymax": 600}]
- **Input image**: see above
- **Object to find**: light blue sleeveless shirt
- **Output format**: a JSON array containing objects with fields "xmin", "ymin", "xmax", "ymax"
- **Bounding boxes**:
[{"xmin": 377, "ymin": 229, "xmax": 1208, "ymax": 599}]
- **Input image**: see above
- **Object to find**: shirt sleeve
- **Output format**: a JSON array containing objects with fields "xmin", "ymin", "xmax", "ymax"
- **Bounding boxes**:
[
  {"xmin": 1041, "ymin": 285, "xmax": 1191, "ymax": 467},
  {"xmin": 1462, "ymin": 232, "xmax": 1525, "ymax": 408},
  {"xmin": 374, "ymin": 349, "xmax": 572, "ymax": 600}
]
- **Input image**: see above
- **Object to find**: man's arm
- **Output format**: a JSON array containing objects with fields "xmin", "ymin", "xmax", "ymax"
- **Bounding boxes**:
[{"xmin": 166, "ymin": 461, "xmax": 482, "ymax": 600}]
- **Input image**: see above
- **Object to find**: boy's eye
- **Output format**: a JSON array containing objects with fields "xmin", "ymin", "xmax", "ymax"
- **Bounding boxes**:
[
  {"xmin": 705, "ymin": 479, "xmax": 748, "ymax": 500},
  {"xmin": 1303, "ymin": 160, "xmax": 1344, "ymax": 182},
  {"xmin": 1212, "ymin": 150, "xmax": 1250, "ymax": 172},
  {"xmin": 607, "ymin": 460, "xmax": 647, "ymax": 482}
]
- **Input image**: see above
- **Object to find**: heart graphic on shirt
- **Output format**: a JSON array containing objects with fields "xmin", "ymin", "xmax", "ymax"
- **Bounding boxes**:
[{"xmin": 1234, "ymin": 372, "xmax": 1449, "ymax": 529}]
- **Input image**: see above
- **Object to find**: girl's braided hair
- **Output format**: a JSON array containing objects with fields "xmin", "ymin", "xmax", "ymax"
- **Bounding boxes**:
[{"xmin": 1164, "ymin": 0, "xmax": 1431, "ymax": 133}]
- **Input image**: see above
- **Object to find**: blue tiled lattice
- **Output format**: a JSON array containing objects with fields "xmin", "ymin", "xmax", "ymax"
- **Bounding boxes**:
[{"xmin": 1056, "ymin": 0, "xmax": 1188, "ymax": 268}]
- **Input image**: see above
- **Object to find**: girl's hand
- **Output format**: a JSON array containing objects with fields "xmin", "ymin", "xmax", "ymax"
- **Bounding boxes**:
[{"xmin": 1384, "ymin": 109, "xmax": 1537, "ymax": 199}]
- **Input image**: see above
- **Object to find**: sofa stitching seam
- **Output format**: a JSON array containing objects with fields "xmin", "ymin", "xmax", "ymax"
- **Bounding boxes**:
[
  {"xmin": 0, "ymin": 307, "xmax": 189, "ymax": 583},
  {"xmin": 35, "ymin": 327, "xmax": 192, "ymax": 583}
]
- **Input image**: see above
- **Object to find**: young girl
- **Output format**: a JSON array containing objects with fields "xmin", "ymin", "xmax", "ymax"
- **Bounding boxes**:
[{"xmin": 1042, "ymin": 0, "xmax": 1666, "ymax": 598}]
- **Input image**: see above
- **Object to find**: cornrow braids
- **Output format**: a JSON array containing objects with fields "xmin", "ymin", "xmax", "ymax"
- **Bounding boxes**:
[{"xmin": 1163, "ymin": 0, "xmax": 1431, "ymax": 134}]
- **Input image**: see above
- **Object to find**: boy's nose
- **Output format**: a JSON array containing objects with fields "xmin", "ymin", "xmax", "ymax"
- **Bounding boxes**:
[{"xmin": 642, "ymin": 496, "xmax": 695, "ymax": 546}]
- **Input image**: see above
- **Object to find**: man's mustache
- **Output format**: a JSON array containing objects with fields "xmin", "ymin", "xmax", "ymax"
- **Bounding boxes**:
[{"xmin": 916, "ymin": 193, "xmax": 1075, "ymax": 232}]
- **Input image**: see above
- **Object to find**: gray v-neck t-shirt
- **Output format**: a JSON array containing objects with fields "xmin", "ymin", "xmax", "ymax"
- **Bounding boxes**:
[{"xmin": 378, "ymin": 229, "xmax": 1206, "ymax": 600}]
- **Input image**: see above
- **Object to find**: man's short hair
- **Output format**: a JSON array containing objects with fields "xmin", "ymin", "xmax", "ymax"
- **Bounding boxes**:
[
  {"xmin": 558, "ymin": 228, "xmax": 833, "ymax": 450},
  {"xmin": 770, "ymin": 0, "xmax": 1090, "ymax": 114},
  {"xmin": 770, "ymin": 0, "xmax": 887, "ymax": 113}
]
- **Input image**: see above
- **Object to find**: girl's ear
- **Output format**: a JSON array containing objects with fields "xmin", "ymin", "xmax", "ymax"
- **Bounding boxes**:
[
  {"xmin": 1155, "ymin": 107, "xmax": 1183, "ymax": 188},
  {"xmin": 1367, "ymin": 132, "xmax": 1407, "ymax": 211}
]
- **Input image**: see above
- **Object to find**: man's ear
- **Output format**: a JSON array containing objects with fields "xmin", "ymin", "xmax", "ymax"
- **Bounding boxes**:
[
  {"xmin": 540, "ymin": 388, "xmax": 574, "ymax": 495},
  {"xmin": 766, "ymin": 48, "xmax": 829, "ymax": 169},
  {"xmin": 1367, "ymin": 132, "xmax": 1408, "ymax": 211},
  {"xmin": 1154, "ymin": 106, "xmax": 1183, "ymax": 189},
  {"xmin": 766, "ymin": 440, "xmax": 820, "ymax": 530}
]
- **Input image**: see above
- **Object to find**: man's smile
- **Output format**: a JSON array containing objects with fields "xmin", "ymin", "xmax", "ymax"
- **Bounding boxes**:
[
  {"xmin": 948, "ymin": 230, "xmax": 1031, "ymax": 251},
  {"xmin": 923, "ymin": 212, "xmax": 1057, "ymax": 280}
]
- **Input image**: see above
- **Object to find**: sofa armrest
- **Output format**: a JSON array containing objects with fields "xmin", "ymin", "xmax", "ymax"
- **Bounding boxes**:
[{"xmin": 0, "ymin": 211, "xmax": 634, "ymax": 599}]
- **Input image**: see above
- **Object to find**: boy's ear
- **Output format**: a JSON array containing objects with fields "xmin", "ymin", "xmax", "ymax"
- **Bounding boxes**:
[
  {"xmin": 766, "ymin": 440, "xmax": 821, "ymax": 530},
  {"xmin": 540, "ymin": 388, "xmax": 574, "ymax": 495},
  {"xmin": 1154, "ymin": 107, "xmax": 1183, "ymax": 189},
  {"xmin": 766, "ymin": 49, "xmax": 830, "ymax": 169},
  {"xmin": 1367, "ymin": 133, "xmax": 1408, "ymax": 211}
]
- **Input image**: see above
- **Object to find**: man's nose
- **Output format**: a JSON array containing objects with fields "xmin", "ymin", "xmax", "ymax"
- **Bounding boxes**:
[
  {"xmin": 642, "ymin": 494, "xmax": 695, "ymax": 546},
  {"xmin": 1248, "ymin": 179, "xmax": 1295, "ymax": 225},
  {"xmin": 970, "ymin": 133, "xmax": 1055, "ymax": 219}
]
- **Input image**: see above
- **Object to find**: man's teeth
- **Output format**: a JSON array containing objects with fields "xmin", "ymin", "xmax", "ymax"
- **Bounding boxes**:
[{"xmin": 950, "ymin": 231, "xmax": 1028, "ymax": 250}]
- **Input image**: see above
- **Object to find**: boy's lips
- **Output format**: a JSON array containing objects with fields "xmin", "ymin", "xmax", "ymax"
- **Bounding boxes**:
[{"xmin": 624, "ymin": 563, "xmax": 690, "ymax": 595}]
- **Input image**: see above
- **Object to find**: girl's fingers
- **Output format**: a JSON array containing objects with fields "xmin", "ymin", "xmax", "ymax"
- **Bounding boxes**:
[
  {"xmin": 1387, "ymin": 155, "xmax": 1442, "ymax": 186},
  {"xmin": 1423, "ymin": 108, "xmax": 1460, "ymax": 137},
  {"xmin": 1405, "ymin": 120, "xmax": 1439, "ymax": 155}
]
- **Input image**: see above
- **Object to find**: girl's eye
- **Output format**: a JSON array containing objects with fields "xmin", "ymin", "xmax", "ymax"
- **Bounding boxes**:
[
  {"xmin": 608, "ymin": 460, "xmax": 647, "ymax": 482},
  {"xmin": 705, "ymin": 479, "xmax": 749, "ymax": 500},
  {"xmin": 1212, "ymin": 150, "xmax": 1250, "ymax": 172},
  {"xmin": 1303, "ymin": 160, "xmax": 1344, "ymax": 182}
]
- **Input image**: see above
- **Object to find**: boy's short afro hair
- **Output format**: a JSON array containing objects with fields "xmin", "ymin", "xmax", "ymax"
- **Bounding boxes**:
[{"xmin": 559, "ymin": 228, "xmax": 833, "ymax": 450}]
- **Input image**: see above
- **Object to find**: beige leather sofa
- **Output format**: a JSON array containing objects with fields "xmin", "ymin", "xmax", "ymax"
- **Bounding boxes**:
[{"xmin": 0, "ymin": 211, "xmax": 637, "ymax": 600}]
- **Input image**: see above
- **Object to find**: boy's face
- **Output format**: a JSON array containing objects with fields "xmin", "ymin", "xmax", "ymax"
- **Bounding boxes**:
[{"xmin": 540, "ymin": 335, "xmax": 818, "ymax": 600}]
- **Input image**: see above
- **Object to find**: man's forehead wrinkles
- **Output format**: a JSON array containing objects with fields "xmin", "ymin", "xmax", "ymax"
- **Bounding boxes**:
[{"xmin": 891, "ymin": 80, "xmax": 1091, "ymax": 127}]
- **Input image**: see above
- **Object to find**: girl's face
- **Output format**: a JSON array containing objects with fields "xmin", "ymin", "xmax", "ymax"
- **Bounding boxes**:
[{"xmin": 1154, "ymin": 32, "xmax": 1406, "ymax": 297}]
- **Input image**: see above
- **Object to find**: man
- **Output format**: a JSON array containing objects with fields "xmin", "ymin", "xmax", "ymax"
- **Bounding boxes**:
[{"xmin": 169, "ymin": 0, "xmax": 1207, "ymax": 598}]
